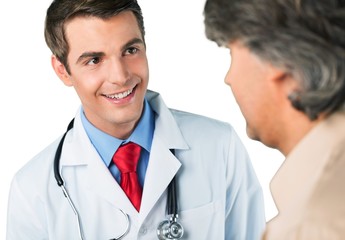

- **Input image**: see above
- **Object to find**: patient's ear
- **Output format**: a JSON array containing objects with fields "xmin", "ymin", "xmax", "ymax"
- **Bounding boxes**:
[
  {"xmin": 51, "ymin": 55, "xmax": 73, "ymax": 86},
  {"xmin": 267, "ymin": 65, "xmax": 299, "ymax": 94}
]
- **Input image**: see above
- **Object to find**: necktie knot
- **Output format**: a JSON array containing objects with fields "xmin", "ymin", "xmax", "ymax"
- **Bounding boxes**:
[
  {"xmin": 112, "ymin": 142, "xmax": 141, "ymax": 173},
  {"xmin": 112, "ymin": 142, "xmax": 142, "ymax": 211}
]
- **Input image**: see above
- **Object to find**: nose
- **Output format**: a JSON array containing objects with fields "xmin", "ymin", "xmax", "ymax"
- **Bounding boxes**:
[
  {"xmin": 107, "ymin": 57, "xmax": 130, "ymax": 85},
  {"xmin": 224, "ymin": 67, "xmax": 232, "ymax": 86}
]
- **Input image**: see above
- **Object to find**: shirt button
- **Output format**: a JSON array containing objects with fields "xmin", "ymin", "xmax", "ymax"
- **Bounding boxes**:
[{"xmin": 139, "ymin": 226, "xmax": 147, "ymax": 234}]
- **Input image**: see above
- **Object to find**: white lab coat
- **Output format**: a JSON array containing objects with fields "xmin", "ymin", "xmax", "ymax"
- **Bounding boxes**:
[{"xmin": 7, "ymin": 90, "xmax": 265, "ymax": 240}]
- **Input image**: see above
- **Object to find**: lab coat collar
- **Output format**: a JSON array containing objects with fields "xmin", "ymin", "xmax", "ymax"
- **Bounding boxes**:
[
  {"xmin": 146, "ymin": 90, "xmax": 189, "ymax": 150},
  {"xmin": 58, "ymin": 91, "xmax": 190, "ymax": 221},
  {"xmin": 60, "ymin": 90, "xmax": 190, "ymax": 165},
  {"xmin": 59, "ymin": 109, "xmax": 91, "ymax": 167}
]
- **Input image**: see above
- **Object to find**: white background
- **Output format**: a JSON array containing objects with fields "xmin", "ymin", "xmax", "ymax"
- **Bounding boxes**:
[{"xmin": 0, "ymin": 1, "xmax": 284, "ymax": 238}]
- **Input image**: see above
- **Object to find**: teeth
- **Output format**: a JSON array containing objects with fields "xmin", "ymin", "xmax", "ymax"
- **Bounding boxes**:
[{"xmin": 106, "ymin": 88, "xmax": 133, "ymax": 99}]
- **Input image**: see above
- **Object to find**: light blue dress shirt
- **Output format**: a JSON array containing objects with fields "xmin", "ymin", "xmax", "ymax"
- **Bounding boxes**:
[{"xmin": 81, "ymin": 99, "xmax": 155, "ymax": 186}]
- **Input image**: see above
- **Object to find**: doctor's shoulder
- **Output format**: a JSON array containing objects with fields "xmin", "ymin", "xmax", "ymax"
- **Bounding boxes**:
[
  {"xmin": 169, "ymin": 108, "xmax": 253, "ymax": 171},
  {"xmin": 10, "ymin": 136, "xmax": 62, "ymax": 193},
  {"xmin": 170, "ymin": 108, "xmax": 241, "ymax": 145},
  {"xmin": 7, "ymin": 135, "xmax": 65, "ymax": 239}
]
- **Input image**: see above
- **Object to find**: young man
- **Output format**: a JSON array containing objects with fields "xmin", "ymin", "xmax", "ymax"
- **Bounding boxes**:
[
  {"xmin": 6, "ymin": 0, "xmax": 265, "ymax": 239},
  {"xmin": 204, "ymin": 0, "xmax": 345, "ymax": 239}
]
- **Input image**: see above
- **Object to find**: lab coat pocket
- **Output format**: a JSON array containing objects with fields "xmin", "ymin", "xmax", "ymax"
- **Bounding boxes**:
[{"xmin": 179, "ymin": 200, "xmax": 224, "ymax": 239}]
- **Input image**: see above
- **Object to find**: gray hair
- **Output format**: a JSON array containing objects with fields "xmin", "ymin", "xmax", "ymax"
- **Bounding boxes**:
[{"xmin": 204, "ymin": 0, "xmax": 345, "ymax": 120}]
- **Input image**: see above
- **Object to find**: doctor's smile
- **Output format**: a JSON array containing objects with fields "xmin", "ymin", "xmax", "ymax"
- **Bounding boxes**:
[
  {"xmin": 7, "ymin": 0, "xmax": 266, "ymax": 239},
  {"xmin": 104, "ymin": 87, "xmax": 134, "ymax": 100},
  {"xmin": 102, "ymin": 86, "xmax": 136, "ymax": 102}
]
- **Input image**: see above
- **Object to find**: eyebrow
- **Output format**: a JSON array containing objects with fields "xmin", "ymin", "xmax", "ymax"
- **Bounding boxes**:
[
  {"xmin": 75, "ymin": 38, "xmax": 145, "ymax": 65},
  {"xmin": 76, "ymin": 52, "xmax": 105, "ymax": 65},
  {"xmin": 122, "ymin": 38, "xmax": 145, "ymax": 51}
]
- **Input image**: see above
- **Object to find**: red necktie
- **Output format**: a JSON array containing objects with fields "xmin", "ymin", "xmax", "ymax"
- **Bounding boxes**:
[{"xmin": 112, "ymin": 142, "xmax": 142, "ymax": 211}]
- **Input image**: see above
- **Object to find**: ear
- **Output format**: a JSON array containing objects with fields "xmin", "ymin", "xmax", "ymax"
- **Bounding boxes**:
[
  {"xmin": 51, "ymin": 55, "xmax": 73, "ymax": 86},
  {"xmin": 267, "ymin": 64, "xmax": 299, "ymax": 94}
]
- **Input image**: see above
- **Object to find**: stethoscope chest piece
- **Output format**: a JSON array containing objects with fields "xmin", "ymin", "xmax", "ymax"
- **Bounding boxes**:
[{"xmin": 157, "ymin": 217, "xmax": 184, "ymax": 240}]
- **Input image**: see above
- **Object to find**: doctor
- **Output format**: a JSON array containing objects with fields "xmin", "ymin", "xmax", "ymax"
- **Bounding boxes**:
[{"xmin": 6, "ymin": 0, "xmax": 265, "ymax": 239}]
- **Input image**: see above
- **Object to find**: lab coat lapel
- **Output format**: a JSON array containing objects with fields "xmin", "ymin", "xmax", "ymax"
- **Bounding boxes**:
[
  {"xmin": 85, "ymin": 147, "xmax": 138, "ymax": 216},
  {"xmin": 60, "ymin": 112, "xmax": 138, "ymax": 216},
  {"xmin": 139, "ymin": 137, "xmax": 181, "ymax": 222},
  {"xmin": 139, "ymin": 91, "xmax": 189, "ymax": 222}
]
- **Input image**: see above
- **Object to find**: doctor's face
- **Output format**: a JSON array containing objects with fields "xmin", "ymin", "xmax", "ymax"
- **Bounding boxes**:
[{"xmin": 52, "ymin": 11, "xmax": 149, "ymax": 139}]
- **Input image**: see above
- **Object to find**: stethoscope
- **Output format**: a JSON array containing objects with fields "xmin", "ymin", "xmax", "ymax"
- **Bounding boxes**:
[{"xmin": 54, "ymin": 119, "xmax": 184, "ymax": 239}]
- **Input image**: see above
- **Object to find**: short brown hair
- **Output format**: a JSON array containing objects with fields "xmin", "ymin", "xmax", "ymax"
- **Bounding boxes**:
[{"xmin": 44, "ymin": 0, "xmax": 145, "ymax": 74}]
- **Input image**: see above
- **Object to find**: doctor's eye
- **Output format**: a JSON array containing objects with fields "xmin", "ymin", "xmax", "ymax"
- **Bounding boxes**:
[
  {"xmin": 87, "ymin": 57, "xmax": 101, "ymax": 65},
  {"xmin": 124, "ymin": 47, "xmax": 139, "ymax": 56}
]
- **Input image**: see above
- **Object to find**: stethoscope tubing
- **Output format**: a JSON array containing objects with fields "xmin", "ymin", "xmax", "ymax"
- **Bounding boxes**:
[
  {"xmin": 167, "ymin": 150, "xmax": 178, "ymax": 216},
  {"xmin": 53, "ymin": 118, "xmax": 183, "ymax": 239},
  {"xmin": 54, "ymin": 118, "xmax": 74, "ymax": 187}
]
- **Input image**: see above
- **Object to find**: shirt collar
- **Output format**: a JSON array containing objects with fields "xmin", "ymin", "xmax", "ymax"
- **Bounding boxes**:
[{"xmin": 81, "ymin": 99, "xmax": 155, "ymax": 167}]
